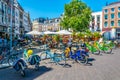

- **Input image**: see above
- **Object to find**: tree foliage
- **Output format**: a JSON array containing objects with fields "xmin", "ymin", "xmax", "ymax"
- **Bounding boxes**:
[{"xmin": 60, "ymin": 0, "xmax": 92, "ymax": 32}]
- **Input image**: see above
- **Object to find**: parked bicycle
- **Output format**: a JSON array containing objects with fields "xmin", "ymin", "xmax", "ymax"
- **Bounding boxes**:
[
  {"xmin": 12, "ymin": 48, "xmax": 40, "ymax": 77},
  {"xmin": 0, "ymin": 47, "xmax": 11, "ymax": 65},
  {"xmin": 86, "ymin": 42, "xmax": 100, "ymax": 55},
  {"xmin": 69, "ymin": 47, "xmax": 89, "ymax": 64},
  {"xmin": 23, "ymin": 49, "xmax": 41, "ymax": 70},
  {"xmin": 40, "ymin": 49, "xmax": 66, "ymax": 65},
  {"xmin": 96, "ymin": 41, "xmax": 112, "ymax": 54}
]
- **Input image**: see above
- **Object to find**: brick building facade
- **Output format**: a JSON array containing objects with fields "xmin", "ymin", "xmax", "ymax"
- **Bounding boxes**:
[{"xmin": 102, "ymin": 1, "xmax": 120, "ymax": 39}]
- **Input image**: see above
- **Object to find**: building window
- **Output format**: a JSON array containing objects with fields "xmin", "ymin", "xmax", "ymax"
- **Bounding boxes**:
[
  {"xmin": 104, "ymin": 14, "xmax": 108, "ymax": 20},
  {"xmin": 8, "ymin": 7, "xmax": 11, "ymax": 14},
  {"xmin": 111, "ymin": 8, "xmax": 115, "ymax": 12},
  {"xmin": 97, "ymin": 15, "xmax": 100, "ymax": 22},
  {"xmin": 16, "ymin": 12, "xmax": 18, "ymax": 16},
  {"xmin": 12, "ymin": 10, "xmax": 15, "ymax": 16},
  {"xmin": 118, "ymin": 7, "xmax": 120, "ymax": 11},
  {"xmin": 111, "ymin": 21, "xmax": 114, "ymax": 27},
  {"xmin": 92, "ymin": 16, "xmax": 95, "ymax": 22},
  {"xmin": 118, "ymin": 20, "xmax": 120, "ymax": 26},
  {"xmin": 118, "ymin": 12, "xmax": 120, "ymax": 18},
  {"xmin": 97, "ymin": 23, "xmax": 100, "ymax": 31},
  {"xmin": 57, "ymin": 19, "xmax": 59, "ymax": 22},
  {"xmin": 111, "ymin": 13, "xmax": 114, "ymax": 19},
  {"xmin": 104, "ymin": 22, "xmax": 108, "ymax": 27},
  {"xmin": 92, "ymin": 16, "xmax": 95, "ymax": 28},
  {"xmin": 104, "ymin": 9, "xmax": 108, "ymax": 13}
]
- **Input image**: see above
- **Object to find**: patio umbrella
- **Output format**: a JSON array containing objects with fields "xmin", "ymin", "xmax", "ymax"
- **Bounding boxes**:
[
  {"xmin": 56, "ymin": 30, "xmax": 72, "ymax": 35},
  {"xmin": 26, "ymin": 30, "xmax": 43, "ymax": 35},
  {"xmin": 44, "ymin": 31, "xmax": 56, "ymax": 35}
]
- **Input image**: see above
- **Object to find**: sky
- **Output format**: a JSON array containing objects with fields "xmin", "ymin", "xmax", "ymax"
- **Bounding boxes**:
[{"xmin": 18, "ymin": 0, "xmax": 118, "ymax": 20}]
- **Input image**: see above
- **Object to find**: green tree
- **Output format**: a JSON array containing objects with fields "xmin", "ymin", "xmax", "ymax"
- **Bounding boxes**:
[{"xmin": 60, "ymin": 0, "xmax": 92, "ymax": 32}]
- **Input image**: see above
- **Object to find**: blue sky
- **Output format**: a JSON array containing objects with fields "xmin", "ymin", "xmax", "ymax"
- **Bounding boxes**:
[{"xmin": 18, "ymin": 0, "xmax": 118, "ymax": 20}]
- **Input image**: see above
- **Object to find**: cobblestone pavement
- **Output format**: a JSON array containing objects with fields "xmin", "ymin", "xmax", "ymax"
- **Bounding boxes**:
[{"xmin": 0, "ymin": 48, "xmax": 120, "ymax": 80}]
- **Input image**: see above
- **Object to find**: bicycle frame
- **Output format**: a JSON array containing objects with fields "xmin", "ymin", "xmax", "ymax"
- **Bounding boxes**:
[
  {"xmin": 86, "ymin": 43, "xmax": 100, "ymax": 55},
  {"xmin": 96, "ymin": 42, "xmax": 112, "ymax": 53},
  {"xmin": 69, "ymin": 50, "xmax": 89, "ymax": 64},
  {"xmin": 40, "ymin": 50, "xmax": 66, "ymax": 65}
]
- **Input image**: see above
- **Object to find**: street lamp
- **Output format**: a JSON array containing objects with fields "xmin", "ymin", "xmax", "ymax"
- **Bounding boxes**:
[{"xmin": 10, "ymin": 1, "xmax": 13, "ymax": 53}]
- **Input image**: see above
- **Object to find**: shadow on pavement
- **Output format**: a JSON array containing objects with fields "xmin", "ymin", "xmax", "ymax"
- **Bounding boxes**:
[
  {"xmin": 25, "ymin": 66, "xmax": 53, "ymax": 79},
  {"xmin": 88, "ymin": 58, "xmax": 96, "ymax": 62},
  {"xmin": 59, "ymin": 63, "xmax": 72, "ymax": 68},
  {"xmin": 84, "ymin": 58, "xmax": 96, "ymax": 66},
  {"xmin": 0, "ymin": 66, "xmax": 53, "ymax": 80}
]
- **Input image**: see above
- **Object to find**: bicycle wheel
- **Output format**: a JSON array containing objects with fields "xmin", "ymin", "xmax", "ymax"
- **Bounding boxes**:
[
  {"xmin": 105, "ymin": 48, "xmax": 112, "ymax": 54},
  {"xmin": 79, "ymin": 55, "xmax": 88, "ymax": 64},
  {"xmin": 92, "ymin": 50, "xmax": 100, "ymax": 55},
  {"xmin": 40, "ymin": 52, "xmax": 48, "ymax": 60},
  {"xmin": 20, "ymin": 69, "xmax": 25, "ymax": 77},
  {"xmin": 35, "ymin": 62, "xmax": 39, "ymax": 70},
  {"xmin": 8, "ymin": 55, "xmax": 18, "ymax": 66},
  {"xmin": 61, "ymin": 53, "xmax": 66, "ymax": 61},
  {"xmin": 83, "ymin": 57, "xmax": 88, "ymax": 64},
  {"xmin": 19, "ymin": 62, "xmax": 26, "ymax": 77},
  {"xmin": 1, "ymin": 58, "xmax": 8, "ymax": 65}
]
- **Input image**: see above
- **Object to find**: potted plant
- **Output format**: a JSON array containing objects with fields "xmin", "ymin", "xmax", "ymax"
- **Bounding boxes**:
[
  {"xmin": 53, "ymin": 35, "xmax": 60, "ymax": 43},
  {"xmin": 72, "ymin": 32, "xmax": 76, "ymax": 41},
  {"xmin": 93, "ymin": 32, "xmax": 100, "ymax": 41}
]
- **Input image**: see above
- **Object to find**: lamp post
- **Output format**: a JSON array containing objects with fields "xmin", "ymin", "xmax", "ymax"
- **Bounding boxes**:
[{"xmin": 10, "ymin": 1, "xmax": 13, "ymax": 53}]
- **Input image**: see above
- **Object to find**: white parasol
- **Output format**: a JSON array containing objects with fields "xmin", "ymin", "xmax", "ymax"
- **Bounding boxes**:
[
  {"xmin": 56, "ymin": 30, "xmax": 72, "ymax": 35},
  {"xmin": 26, "ymin": 30, "xmax": 42, "ymax": 35}
]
